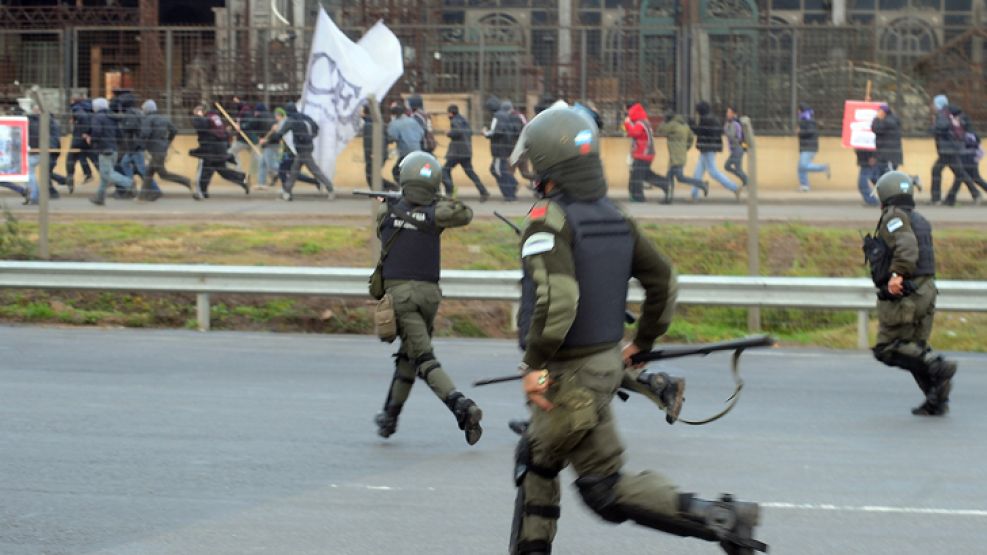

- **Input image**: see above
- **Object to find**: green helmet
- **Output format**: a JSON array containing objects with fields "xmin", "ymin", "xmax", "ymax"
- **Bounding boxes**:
[
  {"xmin": 875, "ymin": 171, "xmax": 915, "ymax": 203},
  {"xmin": 509, "ymin": 106, "xmax": 600, "ymax": 175},
  {"xmin": 399, "ymin": 151, "xmax": 441, "ymax": 204}
]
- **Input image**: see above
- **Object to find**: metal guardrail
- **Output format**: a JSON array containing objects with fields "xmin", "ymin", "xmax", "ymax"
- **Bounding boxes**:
[{"xmin": 2, "ymin": 261, "xmax": 986, "ymax": 348}]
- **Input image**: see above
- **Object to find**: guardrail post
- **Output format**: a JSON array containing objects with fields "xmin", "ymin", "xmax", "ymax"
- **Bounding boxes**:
[
  {"xmin": 857, "ymin": 310, "xmax": 868, "ymax": 349},
  {"xmin": 197, "ymin": 293, "xmax": 210, "ymax": 332}
]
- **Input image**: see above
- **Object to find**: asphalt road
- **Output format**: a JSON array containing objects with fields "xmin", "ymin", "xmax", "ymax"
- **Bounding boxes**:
[
  {"xmin": 5, "ymin": 189, "xmax": 987, "ymax": 226},
  {"xmin": 1, "ymin": 326, "xmax": 985, "ymax": 554}
]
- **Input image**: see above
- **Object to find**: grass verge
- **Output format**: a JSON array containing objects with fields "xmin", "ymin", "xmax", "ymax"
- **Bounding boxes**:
[{"xmin": 3, "ymin": 218, "xmax": 986, "ymax": 351}]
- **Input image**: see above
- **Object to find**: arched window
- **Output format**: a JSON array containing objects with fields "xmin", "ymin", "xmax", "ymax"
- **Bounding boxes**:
[{"xmin": 879, "ymin": 17, "xmax": 939, "ymax": 70}]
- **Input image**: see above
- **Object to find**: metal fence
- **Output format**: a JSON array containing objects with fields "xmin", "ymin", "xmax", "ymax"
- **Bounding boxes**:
[
  {"xmin": 1, "ymin": 21, "xmax": 984, "ymax": 134},
  {"xmin": 3, "ymin": 261, "xmax": 987, "ymax": 349}
]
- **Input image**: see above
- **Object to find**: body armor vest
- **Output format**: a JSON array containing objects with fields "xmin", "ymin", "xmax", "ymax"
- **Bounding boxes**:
[
  {"xmin": 380, "ymin": 199, "xmax": 441, "ymax": 283},
  {"xmin": 517, "ymin": 196, "xmax": 633, "ymax": 349},
  {"xmin": 908, "ymin": 209, "xmax": 936, "ymax": 277}
]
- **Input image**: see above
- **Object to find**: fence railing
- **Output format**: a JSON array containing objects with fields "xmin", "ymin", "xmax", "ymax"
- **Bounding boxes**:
[
  {"xmin": 2, "ymin": 21, "xmax": 984, "ymax": 134},
  {"xmin": 3, "ymin": 261, "xmax": 986, "ymax": 348}
]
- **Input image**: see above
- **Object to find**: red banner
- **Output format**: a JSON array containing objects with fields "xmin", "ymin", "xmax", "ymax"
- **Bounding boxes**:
[{"xmin": 842, "ymin": 100, "xmax": 882, "ymax": 150}]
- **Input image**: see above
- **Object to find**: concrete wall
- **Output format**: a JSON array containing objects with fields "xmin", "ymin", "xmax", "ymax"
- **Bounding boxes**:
[{"xmin": 96, "ymin": 135, "xmax": 953, "ymax": 197}]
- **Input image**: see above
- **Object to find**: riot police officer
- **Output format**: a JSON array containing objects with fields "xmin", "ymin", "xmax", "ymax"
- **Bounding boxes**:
[
  {"xmin": 508, "ymin": 107, "xmax": 765, "ymax": 554},
  {"xmin": 374, "ymin": 151, "xmax": 484, "ymax": 445},
  {"xmin": 870, "ymin": 171, "xmax": 957, "ymax": 416}
]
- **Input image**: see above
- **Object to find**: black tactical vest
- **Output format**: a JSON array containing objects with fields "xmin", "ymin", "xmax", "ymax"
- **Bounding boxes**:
[
  {"xmin": 380, "ymin": 199, "xmax": 441, "ymax": 283},
  {"xmin": 908, "ymin": 210, "xmax": 936, "ymax": 277},
  {"xmin": 517, "ymin": 196, "xmax": 633, "ymax": 350}
]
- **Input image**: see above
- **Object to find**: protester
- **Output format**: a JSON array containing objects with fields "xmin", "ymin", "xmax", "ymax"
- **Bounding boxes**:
[
  {"xmin": 140, "ymin": 99, "xmax": 191, "ymax": 200},
  {"xmin": 723, "ymin": 105, "xmax": 748, "ymax": 187},
  {"xmin": 88, "ymin": 97, "xmax": 136, "ymax": 205},
  {"xmin": 441, "ymin": 104, "xmax": 489, "ymax": 200},
  {"xmin": 657, "ymin": 111, "xmax": 708, "ymax": 203},
  {"xmin": 691, "ymin": 101, "xmax": 740, "ymax": 200},
  {"xmin": 796, "ymin": 103, "xmax": 830, "ymax": 192},
  {"xmin": 484, "ymin": 100, "xmax": 523, "ymax": 201},
  {"xmin": 190, "ymin": 104, "xmax": 248, "ymax": 200},
  {"xmin": 623, "ymin": 102, "xmax": 669, "ymax": 202}
]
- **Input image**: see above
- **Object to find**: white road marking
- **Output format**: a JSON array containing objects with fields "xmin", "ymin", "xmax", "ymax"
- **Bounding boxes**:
[
  {"xmin": 763, "ymin": 502, "xmax": 987, "ymax": 517},
  {"xmin": 328, "ymin": 483, "xmax": 987, "ymax": 518}
]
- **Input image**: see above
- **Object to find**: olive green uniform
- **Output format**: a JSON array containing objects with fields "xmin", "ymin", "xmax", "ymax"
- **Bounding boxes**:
[
  {"xmin": 871, "ymin": 201, "xmax": 954, "ymax": 413},
  {"xmin": 377, "ymin": 198, "xmax": 472, "ymax": 411},
  {"xmin": 510, "ymin": 106, "xmax": 764, "ymax": 555},
  {"xmin": 516, "ymin": 199, "xmax": 683, "ymax": 548},
  {"xmin": 874, "ymin": 206, "xmax": 936, "ymax": 352},
  {"xmin": 374, "ymin": 151, "xmax": 484, "ymax": 444}
]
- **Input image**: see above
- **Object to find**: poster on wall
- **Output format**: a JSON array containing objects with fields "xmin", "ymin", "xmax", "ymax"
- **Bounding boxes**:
[
  {"xmin": 0, "ymin": 116, "xmax": 29, "ymax": 182},
  {"xmin": 841, "ymin": 100, "xmax": 882, "ymax": 150}
]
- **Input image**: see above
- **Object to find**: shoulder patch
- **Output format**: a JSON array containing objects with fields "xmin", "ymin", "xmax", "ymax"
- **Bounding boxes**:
[
  {"xmin": 521, "ymin": 232, "xmax": 556, "ymax": 258},
  {"xmin": 886, "ymin": 217, "xmax": 904, "ymax": 233},
  {"xmin": 528, "ymin": 204, "xmax": 548, "ymax": 221}
]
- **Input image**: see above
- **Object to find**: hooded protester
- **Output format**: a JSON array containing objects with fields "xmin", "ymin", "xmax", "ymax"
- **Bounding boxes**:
[
  {"xmin": 484, "ymin": 100, "xmax": 523, "ymax": 200},
  {"xmin": 65, "ymin": 98, "xmax": 96, "ymax": 188},
  {"xmin": 623, "ymin": 102, "xmax": 669, "ymax": 202},
  {"xmin": 657, "ymin": 112, "xmax": 708, "ymax": 203},
  {"xmin": 796, "ymin": 103, "xmax": 830, "ymax": 192},
  {"xmin": 441, "ymin": 104, "xmax": 489, "ymax": 199},
  {"xmin": 930, "ymin": 95, "xmax": 980, "ymax": 205},
  {"xmin": 114, "ymin": 92, "xmax": 161, "ymax": 200},
  {"xmin": 190, "ymin": 103, "xmax": 248, "ymax": 199},
  {"xmin": 262, "ymin": 103, "xmax": 334, "ymax": 201},
  {"xmin": 871, "ymin": 103, "xmax": 903, "ymax": 172},
  {"xmin": 723, "ymin": 105, "xmax": 748, "ymax": 187},
  {"xmin": 943, "ymin": 104, "xmax": 985, "ymax": 204},
  {"xmin": 690, "ymin": 101, "xmax": 740, "ymax": 200},
  {"xmin": 88, "ymin": 96, "xmax": 137, "ymax": 205},
  {"xmin": 140, "ymin": 99, "xmax": 191, "ymax": 200}
]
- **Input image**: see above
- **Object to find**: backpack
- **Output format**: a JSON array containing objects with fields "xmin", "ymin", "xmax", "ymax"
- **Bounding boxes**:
[
  {"xmin": 948, "ymin": 113, "xmax": 966, "ymax": 142},
  {"xmin": 413, "ymin": 111, "xmax": 436, "ymax": 152},
  {"xmin": 967, "ymin": 132, "xmax": 984, "ymax": 162}
]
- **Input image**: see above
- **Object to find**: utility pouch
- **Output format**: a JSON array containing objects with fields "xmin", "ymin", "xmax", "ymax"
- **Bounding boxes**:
[
  {"xmin": 368, "ymin": 207, "xmax": 405, "ymax": 300},
  {"xmin": 368, "ymin": 263, "xmax": 385, "ymax": 300},
  {"xmin": 374, "ymin": 294, "xmax": 398, "ymax": 343}
]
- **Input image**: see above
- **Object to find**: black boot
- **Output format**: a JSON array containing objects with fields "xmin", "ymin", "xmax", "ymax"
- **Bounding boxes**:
[
  {"xmin": 374, "ymin": 404, "xmax": 401, "ymax": 438},
  {"xmin": 681, "ymin": 494, "xmax": 767, "ymax": 554},
  {"xmin": 445, "ymin": 392, "xmax": 483, "ymax": 445},
  {"xmin": 639, "ymin": 371, "xmax": 686, "ymax": 424},
  {"xmin": 925, "ymin": 356, "xmax": 956, "ymax": 407}
]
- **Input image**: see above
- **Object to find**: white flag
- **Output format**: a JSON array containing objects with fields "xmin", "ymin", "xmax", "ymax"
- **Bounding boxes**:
[{"xmin": 299, "ymin": 9, "xmax": 403, "ymax": 179}]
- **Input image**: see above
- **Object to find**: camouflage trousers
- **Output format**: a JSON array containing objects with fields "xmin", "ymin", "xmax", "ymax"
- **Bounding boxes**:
[{"xmin": 517, "ymin": 346, "xmax": 680, "ymax": 548}]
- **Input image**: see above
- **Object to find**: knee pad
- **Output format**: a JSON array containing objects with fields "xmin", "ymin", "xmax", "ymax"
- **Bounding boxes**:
[
  {"xmin": 414, "ymin": 352, "xmax": 440, "ymax": 379},
  {"xmin": 514, "ymin": 436, "xmax": 561, "ymax": 486},
  {"xmin": 575, "ymin": 473, "xmax": 626, "ymax": 523}
]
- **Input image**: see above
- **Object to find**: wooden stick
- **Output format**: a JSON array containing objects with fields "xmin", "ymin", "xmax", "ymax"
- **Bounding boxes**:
[
  {"xmin": 864, "ymin": 80, "xmax": 872, "ymax": 102},
  {"xmin": 214, "ymin": 102, "xmax": 263, "ymax": 156}
]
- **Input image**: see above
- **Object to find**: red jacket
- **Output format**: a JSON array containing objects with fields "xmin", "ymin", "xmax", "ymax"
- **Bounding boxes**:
[{"xmin": 624, "ymin": 103, "xmax": 656, "ymax": 162}]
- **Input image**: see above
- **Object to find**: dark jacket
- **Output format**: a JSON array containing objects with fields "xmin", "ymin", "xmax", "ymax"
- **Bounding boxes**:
[
  {"xmin": 69, "ymin": 100, "xmax": 92, "ymax": 142},
  {"xmin": 691, "ymin": 101, "xmax": 723, "ymax": 153},
  {"xmin": 270, "ymin": 106, "xmax": 318, "ymax": 154},
  {"xmin": 90, "ymin": 108, "xmax": 120, "ymax": 154},
  {"xmin": 798, "ymin": 116, "xmax": 819, "ymax": 152},
  {"xmin": 191, "ymin": 111, "xmax": 230, "ymax": 160},
  {"xmin": 488, "ymin": 102, "xmax": 522, "ymax": 158},
  {"xmin": 446, "ymin": 113, "xmax": 473, "ymax": 159},
  {"xmin": 115, "ymin": 93, "xmax": 143, "ymax": 152},
  {"xmin": 871, "ymin": 113, "xmax": 903, "ymax": 166},
  {"xmin": 362, "ymin": 114, "xmax": 389, "ymax": 160},
  {"xmin": 141, "ymin": 110, "xmax": 178, "ymax": 155},
  {"xmin": 242, "ymin": 105, "xmax": 274, "ymax": 144},
  {"xmin": 933, "ymin": 106, "xmax": 971, "ymax": 156}
]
